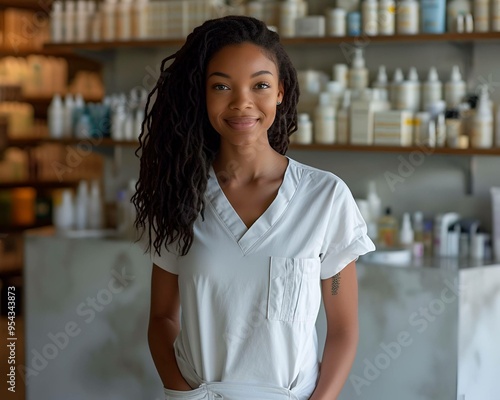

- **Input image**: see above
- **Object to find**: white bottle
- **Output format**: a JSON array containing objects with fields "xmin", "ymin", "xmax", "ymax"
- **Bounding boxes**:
[
  {"xmin": 492, "ymin": 0, "xmax": 500, "ymax": 31},
  {"xmin": 89, "ymin": 1, "xmax": 101, "ymax": 42},
  {"xmin": 54, "ymin": 189, "xmax": 75, "ymax": 231},
  {"xmin": 133, "ymin": 0, "xmax": 149, "ymax": 39},
  {"xmin": 118, "ymin": 0, "xmax": 132, "ymax": 40},
  {"xmin": 390, "ymin": 68, "xmax": 404, "ymax": 108},
  {"xmin": 88, "ymin": 180, "xmax": 104, "ymax": 230},
  {"xmin": 75, "ymin": 0, "xmax": 88, "ymax": 42},
  {"xmin": 51, "ymin": 1, "xmax": 64, "ymax": 43},
  {"xmin": 336, "ymin": 90, "xmax": 351, "ymax": 144},
  {"xmin": 496, "ymin": 103, "xmax": 500, "ymax": 146},
  {"xmin": 372, "ymin": 65, "xmax": 388, "ymax": 90},
  {"xmin": 333, "ymin": 63, "xmax": 349, "ymax": 89},
  {"xmin": 103, "ymin": 0, "xmax": 117, "ymax": 41},
  {"xmin": 397, "ymin": 0, "xmax": 419, "ymax": 34},
  {"xmin": 444, "ymin": 65, "xmax": 467, "ymax": 108},
  {"xmin": 64, "ymin": 1, "xmax": 76, "ymax": 42},
  {"xmin": 314, "ymin": 92, "xmax": 336, "ymax": 144},
  {"xmin": 326, "ymin": 80, "xmax": 344, "ymax": 109},
  {"xmin": 436, "ymin": 113, "xmax": 447, "ymax": 146},
  {"xmin": 473, "ymin": 0, "xmax": 490, "ymax": 32},
  {"xmin": 75, "ymin": 180, "xmax": 89, "ymax": 230},
  {"xmin": 422, "ymin": 67, "xmax": 443, "ymax": 111},
  {"xmin": 112, "ymin": 99, "xmax": 127, "ymax": 140},
  {"xmin": 362, "ymin": 0, "xmax": 379, "ymax": 35},
  {"xmin": 407, "ymin": 66, "xmax": 421, "ymax": 112},
  {"xmin": 48, "ymin": 94, "xmax": 64, "ymax": 138},
  {"xmin": 399, "ymin": 212, "xmax": 414, "ymax": 249},
  {"xmin": 327, "ymin": 8, "xmax": 347, "ymax": 36},
  {"xmin": 447, "ymin": 0, "xmax": 472, "ymax": 32},
  {"xmin": 471, "ymin": 85, "xmax": 493, "ymax": 148},
  {"xmin": 280, "ymin": 0, "xmax": 301, "ymax": 38},
  {"xmin": 367, "ymin": 180, "xmax": 382, "ymax": 239},
  {"xmin": 295, "ymin": 113, "xmax": 313, "ymax": 144},
  {"xmin": 348, "ymin": 48, "xmax": 369, "ymax": 90},
  {"xmin": 378, "ymin": 0, "xmax": 396, "ymax": 35},
  {"xmin": 63, "ymin": 93, "xmax": 74, "ymax": 137}
]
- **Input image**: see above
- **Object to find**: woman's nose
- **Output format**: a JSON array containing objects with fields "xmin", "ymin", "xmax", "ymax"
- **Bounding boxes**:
[{"xmin": 229, "ymin": 89, "xmax": 252, "ymax": 110}]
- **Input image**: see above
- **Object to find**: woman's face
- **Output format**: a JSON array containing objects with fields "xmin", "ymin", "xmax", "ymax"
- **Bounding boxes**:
[{"xmin": 205, "ymin": 42, "xmax": 284, "ymax": 147}]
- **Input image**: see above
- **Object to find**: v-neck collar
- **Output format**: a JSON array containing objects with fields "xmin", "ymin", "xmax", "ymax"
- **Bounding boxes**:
[{"xmin": 205, "ymin": 156, "xmax": 302, "ymax": 254}]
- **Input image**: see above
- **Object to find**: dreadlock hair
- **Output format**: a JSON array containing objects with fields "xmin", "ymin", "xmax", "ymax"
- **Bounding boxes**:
[{"xmin": 132, "ymin": 15, "xmax": 300, "ymax": 258}]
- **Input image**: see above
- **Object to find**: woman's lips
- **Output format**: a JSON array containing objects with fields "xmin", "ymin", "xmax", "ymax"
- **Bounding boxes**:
[{"xmin": 225, "ymin": 117, "xmax": 258, "ymax": 130}]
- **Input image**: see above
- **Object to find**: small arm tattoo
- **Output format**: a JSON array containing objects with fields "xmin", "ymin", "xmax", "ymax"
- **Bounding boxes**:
[{"xmin": 331, "ymin": 273, "xmax": 341, "ymax": 295}]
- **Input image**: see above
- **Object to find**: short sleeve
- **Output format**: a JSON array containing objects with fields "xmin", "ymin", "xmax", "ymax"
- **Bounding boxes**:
[
  {"xmin": 320, "ymin": 179, "xmax": 376, "ymax": 279},
  {"xmin": 142, "ymin": 229, "xmax": 180, "ymax": 274}
]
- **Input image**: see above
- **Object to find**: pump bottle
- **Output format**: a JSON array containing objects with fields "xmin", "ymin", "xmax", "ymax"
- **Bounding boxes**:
[
  {"xmin": 422, "ymin": 67, "xmax": 443, "ymax": 111},
  {"xmin": 348, "ymin": 48, "xmax": 369, "ymax": 91},
  {"xmin": 336, "ymin": 90, "xmax": 351, "ymax": 144},
  {"xmin": 471, "ymin": 84, "xmax": 493, "ymax": 148},
  {"xmin": 444, "ymin": 65, "xmax": 466, "ymax": 109}
]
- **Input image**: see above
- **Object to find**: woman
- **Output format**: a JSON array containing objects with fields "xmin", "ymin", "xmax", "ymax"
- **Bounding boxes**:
[{"xmin": 133, "ymin": 15, "xmax": 375, "ymax": 400}]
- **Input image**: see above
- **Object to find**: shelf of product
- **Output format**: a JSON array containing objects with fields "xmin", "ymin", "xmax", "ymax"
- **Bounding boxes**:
[
  {"xmin": 43, "ymin": 31, "xmax": 500, "ymax": 52},
  {"xmin": 0, "ymin": 0, "xmax": 49, "ymax": 10},
  {"xmin": 5, "ymin": 136, "xmax": 500, "ymax": 156}
]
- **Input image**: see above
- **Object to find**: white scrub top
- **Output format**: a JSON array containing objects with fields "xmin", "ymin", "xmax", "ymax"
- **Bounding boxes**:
[{"xmin": 153, "ymin": 156, "xmax": 375, "ymax": 400}]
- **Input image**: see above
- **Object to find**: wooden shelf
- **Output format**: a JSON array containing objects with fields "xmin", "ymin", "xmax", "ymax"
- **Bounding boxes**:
[
  {"xmin": 0, "ymin": 222, "xmax": 51, "ymax": 233},
  {"xmin": 7, "ymin": 137, "xmax": 138, "ymax": 147},
  {"xmin": 43, "ymin": 32, "xmax": 500, "ymax": 52},
  {"xmin": 6, "ymin": 137, "xmax": 500, "ymax": 155},
  {"xmin": 22, "ymin": 93, "xmax": 104, "ymax": 104},
  {"xmin": 0, "ymin": 180, "xmax": 78, "ymax": 189},
  {"xmin": 289, "ymin": 143, "xmax": 500, "ymax": 156},
  {"xmin": 0, "ymin": 0, "xmax": 51, "ymax": 10}
]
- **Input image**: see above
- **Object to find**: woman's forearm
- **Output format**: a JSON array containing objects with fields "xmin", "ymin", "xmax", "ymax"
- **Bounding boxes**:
[
  {"xmin": 148, "ymin": 317, "xmax": 192, "ymax": 391},
  {"xmin": 309, "ymin": 329, "xmax": 359, "ymax": 400}
]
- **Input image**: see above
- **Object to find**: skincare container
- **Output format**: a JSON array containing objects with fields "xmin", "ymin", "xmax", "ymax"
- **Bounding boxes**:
[
  {"xmin": 447, "ymin": 0, "xmax": 472, "ymax": 32},
  {"xmin": 492, "ymin": 0, "xmax": 500, "ymax": 31},
  {"xmin": 471, "ymin": 84, "xmax": 493, "ymax": 148},
  {"xmin": 295, "ymin": 113, "xmax": 313, "ymax": 144},
  {"xmin": 64, "ymin": 1, "xmax": 75, "ymax": 42},
  {"xmin": 396, "ymin": 0, "xmax": 419, "ymax": 34},
  {"xmin": 420, "ymin": 0, "xmax": 446, "ymax": 33},
  {"xmin": 348, "ymin": 48, "xmax": 369, "ymax": 90},
  {"xmin": 314, "ymin": 93, "xmax": 336, "ymax": 144},
  {"xmin": 422, "ymin": 67, "xmax": 443, "ymax": 111},
  {"xmin": 378, "ymin": 207, "xmax": 399, "ymax": 248},
  {"xmin": 373, "ymin": 110, "xmax": 414, "ymax": 146},
  {"xmin": 336, "ymin": 90, "xmax": 351, "ymax": 144},
  {"xmin": 51, "ymin": 1, "xmax": 64, "ymax": 43},
  {"xmin": 378, "ymin": 0, "xmax": 396, "ymax": 35},
  {"xmin": 327, "ymin": 8, "xmax": 347, "ymax": 36},
  {"xmin": 347, "ymin": 11, "xmax": 362, "ymax": 35},
  {"xmin": 362, "ymin": 0, "xmax": 379, "ymax": 35},
  {"xmin": 444, "ymin": 66, "xmax": 467, "ymax": 109},
  {"xmin": 295, "ymin": 16, "xmax": 326, "ymax": 37},
  {"xmin": 473, "ymin": 0, "xmax": 490, "ymax": 32}
]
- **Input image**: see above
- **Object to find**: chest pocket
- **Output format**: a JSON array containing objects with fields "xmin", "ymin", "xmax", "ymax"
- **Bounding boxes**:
[{"xmin": 267, "ymin": 257, "xmax": 322, "ymax": 322}]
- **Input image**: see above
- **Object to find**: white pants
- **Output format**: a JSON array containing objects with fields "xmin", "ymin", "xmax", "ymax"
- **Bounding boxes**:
[{"xmin": 164, "ymin": 382, "xmax": 300, "ymax": 400}]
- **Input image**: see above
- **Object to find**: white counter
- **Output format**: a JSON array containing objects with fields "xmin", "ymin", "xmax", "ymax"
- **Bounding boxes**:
[{"xmin": 24, "ymin": 232, "xmax": 500, "ymax": 400}]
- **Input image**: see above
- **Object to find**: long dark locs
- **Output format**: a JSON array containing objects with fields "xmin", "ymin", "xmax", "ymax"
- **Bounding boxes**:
[{"xmin": 132, "ymin": 15, "xmax": 300, "ymax": 257}]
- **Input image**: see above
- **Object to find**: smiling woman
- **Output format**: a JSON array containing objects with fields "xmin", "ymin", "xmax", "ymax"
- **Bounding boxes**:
[
  {"xmin": 132, "ymin": 15, "xmax": 375, "ymax": 400},
  {"xmin": 205, "ymin": 43, "xmax": 283, "ymax": 146}
]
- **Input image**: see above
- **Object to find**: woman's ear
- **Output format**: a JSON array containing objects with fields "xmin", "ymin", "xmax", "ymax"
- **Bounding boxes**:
[{"xmin": 278, "ymin": 81, "xmax": 284, "ymax": 104}]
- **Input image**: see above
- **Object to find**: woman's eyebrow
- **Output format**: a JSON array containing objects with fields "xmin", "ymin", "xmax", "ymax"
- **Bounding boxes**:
[{"xmin": 207, "ymin": 70, "xmax": 274, "ymax": 79}]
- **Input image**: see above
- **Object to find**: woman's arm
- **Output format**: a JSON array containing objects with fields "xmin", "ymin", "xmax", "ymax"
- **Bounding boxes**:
[
  {"xmin": 309, "ymin": 260, "xmax": 359, "ymax": 400},
  {"xmin": 148, "ymin": 264, "xmax": 192, "ymax": 390}
]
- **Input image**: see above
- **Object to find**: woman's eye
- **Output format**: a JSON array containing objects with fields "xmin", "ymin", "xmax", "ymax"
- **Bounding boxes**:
[
  {"xmin": 255, "ymin": 82, "xmax": 270, "ymax": 89},
  {"xmin": 213, "ymin": 84, "xmax": 229, "ymax": 90}
]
